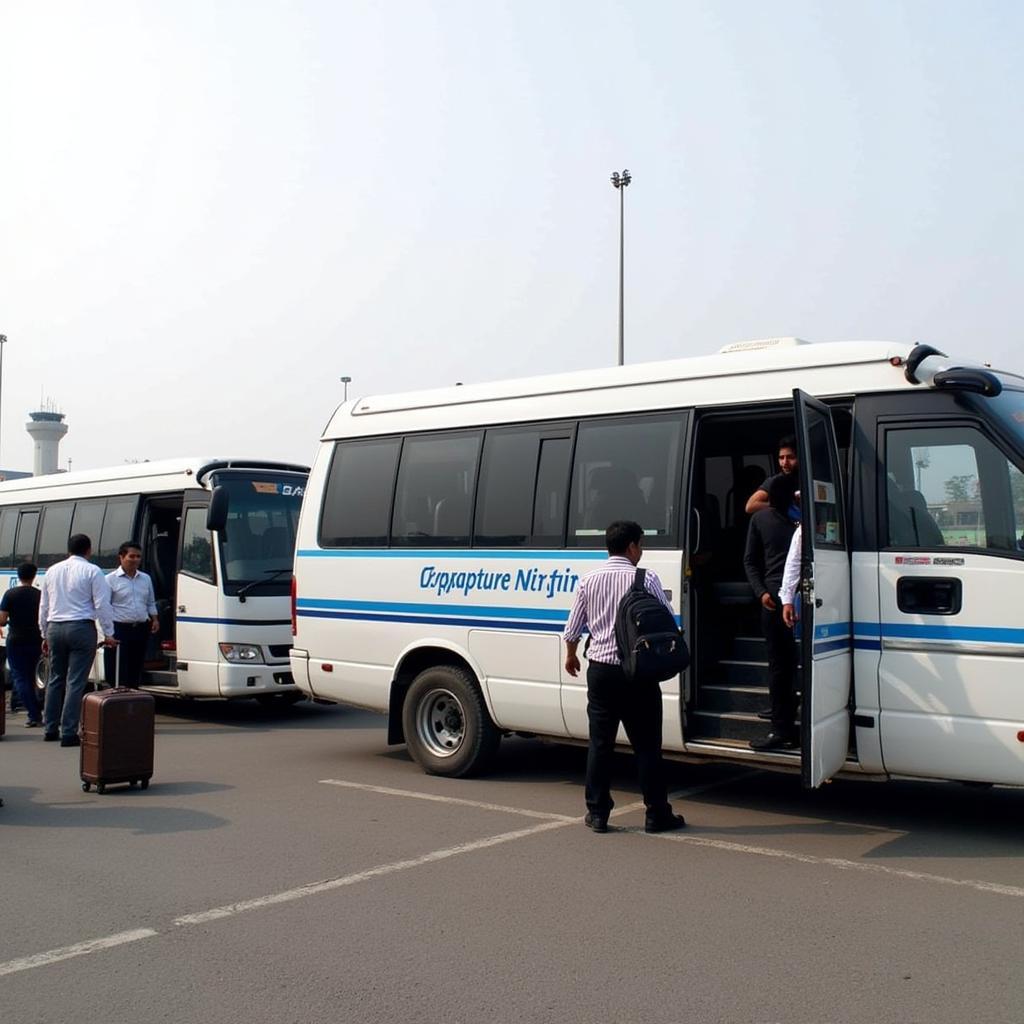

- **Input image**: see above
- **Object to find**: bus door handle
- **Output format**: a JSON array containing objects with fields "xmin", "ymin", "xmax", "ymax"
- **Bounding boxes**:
[
  {"xmin": 690, "ymin": 507, "xmax": 702, "ymax": 553},
  {"xmin": 896, "ymin": 576, "xmax": 962, "ymax": 616},
  {"xmin": 178, "ymin": 604, "xmax": 187, "ymax": 613}
]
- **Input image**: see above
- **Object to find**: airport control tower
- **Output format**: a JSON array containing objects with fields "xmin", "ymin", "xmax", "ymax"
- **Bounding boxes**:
[{"xmin": 26, "ymin": 406, "xmax": 68, "ymax": 476}]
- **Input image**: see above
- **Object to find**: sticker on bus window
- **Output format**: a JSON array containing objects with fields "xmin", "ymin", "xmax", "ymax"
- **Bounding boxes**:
[
  {"xmin": 251, "ymin": 482, "xmax": 305, "ymax": 497},
  {"xmin": 824, "ymin": 522, "xmax": 839, "ymax": 544},
  {"xmin": 812, "ymin": 479, "xmax": 835, "ymax": 504}
]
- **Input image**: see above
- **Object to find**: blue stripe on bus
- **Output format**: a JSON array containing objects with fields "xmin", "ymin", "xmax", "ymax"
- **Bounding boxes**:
[
  {"xmin": 296, "ymin": 609, "xmax": 567, "ymax": 632},
  {"xmin": 813, "ymin": 637, "xmax": 852, "ymax": 655},
  {"xmin": 176, "ymin": 616, "xmax": 290, "ymax": 627},
  {"xmin": 296, "ymin": 598, "xmax": 569, "ymax": 621},
  {"xmin": 296, "ymin": 549, "xmax": 610, "ymax": 560}
]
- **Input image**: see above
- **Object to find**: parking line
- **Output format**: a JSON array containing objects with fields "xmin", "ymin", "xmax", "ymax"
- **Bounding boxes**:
[
  {"xmin": 0, "ymin": 929, "xmax": 159, "ymax": 978},
  {"xmin": 173, "ymin": 818, "xmax": 573, "ymax": 926},
  {"xmin": 318, "ymin": 779, "xmax": 576, "ymax": 820},
  {"xmin": 627, "ymin": 829, "xmax": 1024, "ymax": 898}
]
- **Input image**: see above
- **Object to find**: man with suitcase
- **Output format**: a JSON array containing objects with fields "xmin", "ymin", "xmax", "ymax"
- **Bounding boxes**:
[{"xmin": 39, "ymin": 534, "xmax": 116, "ymax": 746}]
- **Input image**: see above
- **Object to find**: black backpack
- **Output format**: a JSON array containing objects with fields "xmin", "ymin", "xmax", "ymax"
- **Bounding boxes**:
[{"xmin": 614, "ymin": 568, "xmax": 690, "ymax": 683}]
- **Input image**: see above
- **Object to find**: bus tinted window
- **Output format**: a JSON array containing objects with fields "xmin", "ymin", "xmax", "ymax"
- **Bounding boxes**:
[
  {"xmin": 0, "ymin": 509, "xmax": 17, "ymax": 566},
  {"xmin": 97, "ymin": 498, "xmax": 137, "ymax": 568},
  {"xmin": 37, "ymin": 504, "xmax": 75, "ymax": 567},
  {"xmin": 71, "ymin": 500, "xmax": 106, "ymax": 550},
  {"xmin": 532, "ymin": 437, "xmax": 571, "ymax": 543},
  {"xmin": 320, "ymin": 438, "xmax": 401, "ymax": 547},
  {"xmin": 568, "ymin": 415, "xmax": 683, "ymax": 547},
  {"xmin": 392, "ymin": 433, "xmax": 481, "ymax": 546},
  {"xmin": 14, "ymin": 511, "xmax": 39, "ymax": 565},
  {"xmin": 475, "ymin": 429, "xmax": 543, "ymax": 546},
  {"xmin": 181, "ymin": 507, "xmax": 214, "ymax": 580}
]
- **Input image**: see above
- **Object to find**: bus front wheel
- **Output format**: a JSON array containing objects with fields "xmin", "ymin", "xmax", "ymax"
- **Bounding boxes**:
[{"xmin": 403, "ymin": 665, "xmax": 499, "ymax": 778}]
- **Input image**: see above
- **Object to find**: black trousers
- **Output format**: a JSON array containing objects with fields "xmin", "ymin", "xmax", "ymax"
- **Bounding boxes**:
[
  {"xmin": 103, "ymin": 622, "xmax": 150, "ymax": 686},
  {"xmin": 585, "ymin": 661, "xmax": 670, "ymax": 818},
  {"xmin": 761, "ymin": 598, "xmax": 797, "ymax": 734}
]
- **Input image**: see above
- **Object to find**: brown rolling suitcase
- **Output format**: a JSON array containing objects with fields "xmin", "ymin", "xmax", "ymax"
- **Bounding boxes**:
[{"xmin": 80, "ymin": 645, "xmax": 154, "ymax": 794}]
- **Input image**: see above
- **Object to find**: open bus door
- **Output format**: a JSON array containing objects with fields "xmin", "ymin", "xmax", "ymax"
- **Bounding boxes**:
[{"xmin": 793, "ymin": 390, "xmax": 853, "ymax": 787}]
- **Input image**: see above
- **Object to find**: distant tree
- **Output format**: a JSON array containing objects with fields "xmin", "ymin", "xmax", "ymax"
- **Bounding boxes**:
[{"xmin": 944, "ymin": 475, "xmax": 976, "ymax": 503}]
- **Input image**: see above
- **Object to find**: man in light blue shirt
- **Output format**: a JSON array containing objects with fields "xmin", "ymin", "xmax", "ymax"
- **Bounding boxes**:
[
  {"xmin": 39, "ymin": 533, "xmax": 116, "ymax": 746},
  {"xmin": 105, "ymin": 541, "xmax": 159, "ymax": 687}
]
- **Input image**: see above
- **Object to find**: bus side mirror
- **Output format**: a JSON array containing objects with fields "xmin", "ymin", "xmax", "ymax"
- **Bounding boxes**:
[{"xmin": 207, "ymin": 487, "xmax": 229, "ymax": 532}]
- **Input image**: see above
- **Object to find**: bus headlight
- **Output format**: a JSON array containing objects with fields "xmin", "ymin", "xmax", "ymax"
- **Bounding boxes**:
[{"xmin": 218, "ymin": 643, "xmax": 265, "ymax": 663}]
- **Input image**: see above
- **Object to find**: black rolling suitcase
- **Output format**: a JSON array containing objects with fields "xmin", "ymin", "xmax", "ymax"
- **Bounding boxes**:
[{"xmin": 80, "ymin": 644, "xmax": 155, "ymax": 794}]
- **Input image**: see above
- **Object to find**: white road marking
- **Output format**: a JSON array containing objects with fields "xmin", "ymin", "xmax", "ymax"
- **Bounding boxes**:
[
  {"xmin": 173, "ymin": 818, "xmax": 572, "ymax": 926},
  {"xmin": 0, "ymin": 928, "xmax": 158, "ymax": 978},
  {"xmin": 627, "ymin": 830, "xmax": 1024, "ymax": 898},
  {"xmin": 318, "ymin": 779, "xmax": 575, "ymax": 820}
]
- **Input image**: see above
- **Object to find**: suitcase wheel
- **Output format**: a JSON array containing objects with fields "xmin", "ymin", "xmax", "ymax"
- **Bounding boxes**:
[
  {"xmin": 82, "ymin": 782, "xmax": 91, "ymax": 793},
  {"xmin": 97, "ymin": 784, "xmax": 106, "ymax": 795},
  {"xmin": 140, "ymin": 779, "xmax": 150, "ymax": 790},
  {"xmin": 129, "ymin": 780, "xmax": 138, "ymax": 789}
]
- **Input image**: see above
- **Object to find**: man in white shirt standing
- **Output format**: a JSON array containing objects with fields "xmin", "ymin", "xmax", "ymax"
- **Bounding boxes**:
[
  {"xmin": 563, "ymin": 520, "xmax": 687, "ymax": 835},
  {"xmin": 105, "ymin": 541, "xmax": 159, "ymax": 687},
  {"xmin": 39, "ymin": 533, "xmax": 116, "ymax": 746}
]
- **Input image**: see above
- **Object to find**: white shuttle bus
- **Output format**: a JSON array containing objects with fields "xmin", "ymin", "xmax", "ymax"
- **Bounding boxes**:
[
  {"xmin": 0, "ymin": 457, "xmax": 308, "ymax": 703},
  {"xmin": 291, "ymin": 339, "xmax": 1024, "ymax": 789}
]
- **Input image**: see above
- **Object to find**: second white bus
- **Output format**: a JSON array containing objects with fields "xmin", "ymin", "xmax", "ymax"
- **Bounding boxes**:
[{"xmin": 0, "ymin": 457, "xmax": 308, "ymax": 703}]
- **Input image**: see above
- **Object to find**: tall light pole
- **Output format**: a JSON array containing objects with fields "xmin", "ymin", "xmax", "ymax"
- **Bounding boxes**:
[
  {"xmin": 340, "ymin": 375, "xmax": 352, "ymax": 402},
  {"xmin": 0, "ymin": 334, "xmax": 7, "ymax": 466},
  {"xmin": 610, "ymin": 169, "xmax": 631, "ymax": 366}
]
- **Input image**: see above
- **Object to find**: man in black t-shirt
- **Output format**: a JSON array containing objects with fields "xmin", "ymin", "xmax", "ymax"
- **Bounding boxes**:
[
  {"xmin": 0, "ymin": 563, "xmax": 43, "ymax": 726},
  {"xmin": 745, "ymin": 435, "xmax": 799, "ymax": 516}
]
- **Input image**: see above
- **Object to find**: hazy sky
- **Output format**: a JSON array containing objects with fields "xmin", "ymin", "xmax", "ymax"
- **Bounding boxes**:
[{"xmin": 1, "ymin": 1, "xmax": 1021, "ymax": 472}]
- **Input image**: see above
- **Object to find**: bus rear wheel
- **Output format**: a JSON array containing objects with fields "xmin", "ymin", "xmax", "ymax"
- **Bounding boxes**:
[{"xmin": 403, "ymin": 665, "xmax": 499, "ymax": 778}]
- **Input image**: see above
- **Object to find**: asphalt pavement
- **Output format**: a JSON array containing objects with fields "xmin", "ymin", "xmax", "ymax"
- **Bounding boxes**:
[{"xmin": 2, "ymin": 698, "xmax": 1023, "ymax": 1024}]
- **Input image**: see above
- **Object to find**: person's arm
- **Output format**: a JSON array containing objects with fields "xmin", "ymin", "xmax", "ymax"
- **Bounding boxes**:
[
  {"xmin": 145, "ymin": 575, "xmax": 159, "ymax": 633},
  {"xmin": 745, "ymin": 488, "xmax": 770, "ymax": 516},
  {"xmin": 645, "ymin": 571, "xmax": 676, "ymax": 617},
  {"xmin": 92, "ymin": 570, "xmax": 116, "ymax": 643},
  {"xmin": 38, "ymin": 577, "xmax": 50, "ymax": 637},
  {"xmin": 0, "ymin": 590, "xmax": 9, "ymax": 627},
  {"xmin": 780, "ymin": 525, "xmax": 802, "ymax": 628},
  {"xmin": 562, "ymin": 584, "xmax": 588, "ymax": 677}
]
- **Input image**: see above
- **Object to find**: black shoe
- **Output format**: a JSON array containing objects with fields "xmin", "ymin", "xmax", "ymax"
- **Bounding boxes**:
[
  {"xmin": 755, "ymin": 708, "xmax": 773, "ymax": 720},
  {"xmin": 750, "ymin": 732, "xmax": 798, "ymax": 751},
  {"xmin": 584, "ymin": 812, "xmax": 609, "ymax": 833},
  {"xmin": 25, "ymin": 719, "xmax": 42, "ymax": 728},
  {"xmin": 60, "ymin": 736, "xmax": 81, "ymax": 748},
  {"xmin": 645, "ymin": 811, "xmax": 687, "ymax": 833},
  {"xmin": 43, "ymin": 732, "xmax": 59, "ymax": 742}
]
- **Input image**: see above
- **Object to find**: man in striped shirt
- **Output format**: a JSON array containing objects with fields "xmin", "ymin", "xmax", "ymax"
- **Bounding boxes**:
[{"xmin": 563, "ymin": 520, "xmax": 686, "ymax": 834}]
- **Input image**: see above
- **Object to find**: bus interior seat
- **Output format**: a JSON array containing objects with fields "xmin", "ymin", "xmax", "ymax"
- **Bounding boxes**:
[
  {"xmin": 433, "ymin": 493, "xmax": 470, "ymax": 539},
  {"xmin": 889, "ymin": 487, "xmax": 946, "ymax": 547}
]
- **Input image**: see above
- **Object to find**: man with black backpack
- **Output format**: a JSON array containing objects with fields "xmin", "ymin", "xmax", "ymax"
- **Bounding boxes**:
[{"xmin": 563, "ymin": 520, "xmax": 688, "ymax": 835}]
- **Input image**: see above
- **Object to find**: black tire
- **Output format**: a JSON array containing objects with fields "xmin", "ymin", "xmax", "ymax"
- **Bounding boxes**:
[
  {"xmin": 141, "ymin": 779, "xmax": 150, "ymax": 790},
  {"xmin": 82, "ymin": 782, "xmax": 91, "ymax": 792},
  {"xmin": 34, "ymin": 655, "xmax": 49, "ymax": 707},
  {"xmin": 402, "ymin": 664, "xmax": 500, "ymax": 778},
  {"xmin": 97, "ymin": 784, "xmax": 106, "ymax": 795}
]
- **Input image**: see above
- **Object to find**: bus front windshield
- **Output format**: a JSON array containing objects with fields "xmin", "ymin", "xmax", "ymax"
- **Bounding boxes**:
[{"xmin": 212, "ymin": 473, "xmax": 306, "ymax": 594}]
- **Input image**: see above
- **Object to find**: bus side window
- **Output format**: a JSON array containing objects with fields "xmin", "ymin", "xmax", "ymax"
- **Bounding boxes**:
[
  {"xmin": 37, "ymin": 503, "xmax": 76, "ymax": 568},
  {"xmin": 0, "ymin": 509, "xmax": 17, "ymax": 567},
  {"xmin": 884, "ymin": 425, "xmax": 1022, "ymax": 552},
  {"xmin": 13, "ymin": 510, "xmax": 40, "ymax": 566},
  {"xmin": 391, "ymin": 433, "xmax": 481, "ymax": 547},
  {"xmin": 320, "ymin": 438, "xmax": 402, "ymax": 548},
  {"xmin": 181, "ymin": 507, "xmax": 214, "ymax": 581}
]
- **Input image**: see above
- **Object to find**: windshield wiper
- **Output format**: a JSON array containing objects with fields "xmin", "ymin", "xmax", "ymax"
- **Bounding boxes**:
[{"xmin": 237, "ymin": 568, "xmax": 292, "ymax": 603}]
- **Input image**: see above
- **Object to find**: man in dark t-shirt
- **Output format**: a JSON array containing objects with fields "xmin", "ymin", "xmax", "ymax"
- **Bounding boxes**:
[
  {"xmin": 0, "ymin": 563, "xmax": 43, "ymax": 726},
  {"xmin": 745, "ymin": 435, "xmax": 799, "ymax": 516}
]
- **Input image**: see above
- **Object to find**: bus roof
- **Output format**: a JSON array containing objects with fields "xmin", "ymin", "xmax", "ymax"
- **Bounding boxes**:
[
  {"xmin": 324, "ymin": 339, "xmax": 1017, "ymax": 439},
  {"xmin": 0, "ymin": 457, "xmax": 309, "ymax": 499}
]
